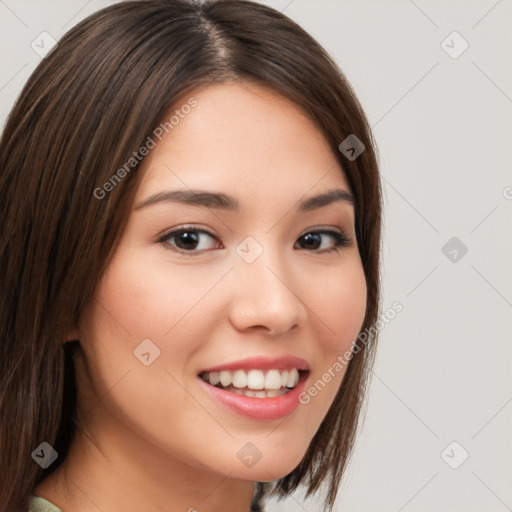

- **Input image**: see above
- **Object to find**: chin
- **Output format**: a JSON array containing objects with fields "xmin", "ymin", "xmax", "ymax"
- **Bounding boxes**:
[{"xmin": 216, "ymin": 444, "xmax": 307, "ymax": 482}]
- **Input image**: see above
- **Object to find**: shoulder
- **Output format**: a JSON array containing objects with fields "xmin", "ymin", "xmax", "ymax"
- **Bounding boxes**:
[{"xmin": 29, "ymin": 495, "xmax": 63, "ymax": 512}]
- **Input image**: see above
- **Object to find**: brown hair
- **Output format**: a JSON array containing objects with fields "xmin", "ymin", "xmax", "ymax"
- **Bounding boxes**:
[{"xmin": 0, "ymin": 1, "xmax": 382, "ymax": 511}]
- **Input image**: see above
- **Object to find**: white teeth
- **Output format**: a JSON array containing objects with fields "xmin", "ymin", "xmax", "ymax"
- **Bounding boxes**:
[
  {"xmin": 264, "ymin": 369, "xmax": 283, "ymax": 390},
  {"xmin": 247, "ymin": 369, "xmax": 265, "ymax": 390},
  {"xmin": 286, "ymin": 368, "xmax": 299, "ymax": 388},
  {"xmin": 201, "ymin": 368, "xmax": 303, "ymax": 392},
  {"xmin": 219, "ymin": 371, "xmax": 232, "ymax": 387},
  {"xmin": 209, "ymin": 371, "xmax": 220, "ymax": 386},
  {"xmin": 232, "ymin": 369, "xmax": 247, "ymax": 388}
]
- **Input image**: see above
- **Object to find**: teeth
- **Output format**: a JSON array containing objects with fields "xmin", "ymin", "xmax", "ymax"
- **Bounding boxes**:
[
  {"xmin": 201, "ymin": 368, "xmax": 301, "ymax": 392},
  {"xmin": 232, "ymin": 370, "xmax": 247, "ymax": 388},
  {"xmin": 286, "ymin": 368, "xmax": 299, "ymax": 388},
  {"xmin": 264, "ymin": 369, "xmax": 282, "ymax": 390},
  {"xmin": 247, "ymin": 369, "xmax": 265, "ymax": 390},
  {"xmin": 225, "ymin": 387, "xmax": 289, "ymax": 398},
  {"xmin": 219, "ymin": 371, "xmax": 232, "ymax": 387}
]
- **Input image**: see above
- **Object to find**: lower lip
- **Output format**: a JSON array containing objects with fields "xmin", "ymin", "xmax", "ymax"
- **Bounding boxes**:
[{"xmin": 198, "ymin": 372, "xmax": 309, "ymax": 420}]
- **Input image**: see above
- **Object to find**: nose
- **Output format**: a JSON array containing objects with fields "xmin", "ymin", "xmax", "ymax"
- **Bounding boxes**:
[{"xmin": 228, "ymin": 246, "xmax": 307, "ymax": 336}]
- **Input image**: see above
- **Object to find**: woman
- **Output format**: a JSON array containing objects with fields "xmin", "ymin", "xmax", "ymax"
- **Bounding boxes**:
[{"xmin": 0, "ymin": 1, "xmax": 382, "ymax": 511}]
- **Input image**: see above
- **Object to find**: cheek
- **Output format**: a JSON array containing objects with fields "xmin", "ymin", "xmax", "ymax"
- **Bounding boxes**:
[
  {"xmin": 77, "ymin": 249, "xmax": 181, "ymax": 407},
  {"xmin": 77, "ymin": 251, "xmax": 225, "ymax": 466},
  {"xmin": 296, "ymin": 258, "xmax": 367, "ymax": 422},
  {"xmin": 311, "ymin": 258, "xmax": 367, "ymax": 354},
  {"xmin": 79, "ymin": 247, "xmax": 231, "ymax": 402},
  {"xmin": 94, "ymin": 253, "xmax": 174, "ymax": 336},
  {"xmin": 91, "ymin": 248, "xmax": 221, "ymax": 341}
]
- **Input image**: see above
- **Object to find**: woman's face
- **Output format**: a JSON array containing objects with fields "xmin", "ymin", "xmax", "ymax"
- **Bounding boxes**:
[{"xmin": 77, "ymin": 81, "xmax": 367, "ymax": 482}]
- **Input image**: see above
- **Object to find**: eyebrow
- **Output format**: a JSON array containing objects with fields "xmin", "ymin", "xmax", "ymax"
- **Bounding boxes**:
[{"xmin": 134, "ymin": 187, "xmax": 354, "ymax": 212}]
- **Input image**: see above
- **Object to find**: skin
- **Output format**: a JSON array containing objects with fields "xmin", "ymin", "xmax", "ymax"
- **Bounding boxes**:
[{"xmin": 35, "ymin": 81, "xmax": 367, "ymax": 512}]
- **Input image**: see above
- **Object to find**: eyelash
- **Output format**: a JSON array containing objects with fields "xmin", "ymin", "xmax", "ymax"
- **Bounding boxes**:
[{"xmin": 157, "ymin": 225, "xmax": 351, "ymax": 255}]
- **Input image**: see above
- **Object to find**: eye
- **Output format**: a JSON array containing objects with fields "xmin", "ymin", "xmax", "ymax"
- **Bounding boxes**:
[
  {"xmin": 295, "ymin": 229, "xmax": 351, "ymax": 253},
  {"xmin": 158, "ymin": 226, "xmax": 351, "ymax": 255},
  {"xmin": 158, "ymin": 226, "xmax": 221, "ymax": 253}
]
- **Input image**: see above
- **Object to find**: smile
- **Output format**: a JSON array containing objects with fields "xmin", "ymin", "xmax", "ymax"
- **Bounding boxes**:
[
  {"xmin": 197, "ymin": 356, "xmax": 310, "ymax": 420},
  {"xmin": 199, "ymin": 368, "xmax": 302, "ymax": 398}
]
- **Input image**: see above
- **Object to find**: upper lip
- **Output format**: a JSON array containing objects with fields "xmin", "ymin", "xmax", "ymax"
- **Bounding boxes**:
[{"xmin": 198, "ymin": 355, "xmax": 310, "ymax": 374}]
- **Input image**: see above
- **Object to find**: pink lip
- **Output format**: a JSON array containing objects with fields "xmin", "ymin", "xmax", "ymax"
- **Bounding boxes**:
[
  {"xmin": 198, "ymin": 355, "xmax": 310, "ymax": 373},
  {"xmin": 198, "ymin": 370, "xmax": 309, "ymax": 420}
]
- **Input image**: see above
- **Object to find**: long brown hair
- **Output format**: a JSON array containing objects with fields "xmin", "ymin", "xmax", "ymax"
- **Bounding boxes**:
[{"xmin": 0, "ymin": 1, "xmax": 382, "ymax": 511}]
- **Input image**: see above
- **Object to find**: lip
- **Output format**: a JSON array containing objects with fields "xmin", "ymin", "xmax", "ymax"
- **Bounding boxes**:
[
  {"xmin": 198, "ymin": 370, "xmax": 309, "ymax": 420},
  {"xmin": 198, "ymin": 355, "xmax": 310, "ymax": 373}
]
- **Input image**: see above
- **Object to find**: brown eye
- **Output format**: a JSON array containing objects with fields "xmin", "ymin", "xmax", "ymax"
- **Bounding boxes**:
[
  {"xmin": 159, "ymin": 227, "xmax": 220, "ymax": 253},
  {"xmin": 295, "ymin": 230, "xmax": 350, "ymax": 253}
]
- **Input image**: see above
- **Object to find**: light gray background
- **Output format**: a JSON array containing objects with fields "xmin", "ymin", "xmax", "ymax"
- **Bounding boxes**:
[{"xmin": 1, "ymin": 1, "xmax": 511, "ymax": 511}]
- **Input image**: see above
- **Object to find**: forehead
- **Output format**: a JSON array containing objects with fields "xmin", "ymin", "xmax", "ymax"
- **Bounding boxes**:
[{"xmin": 135, "ymin": 81, "xmax": 350, "ymax": 203}]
